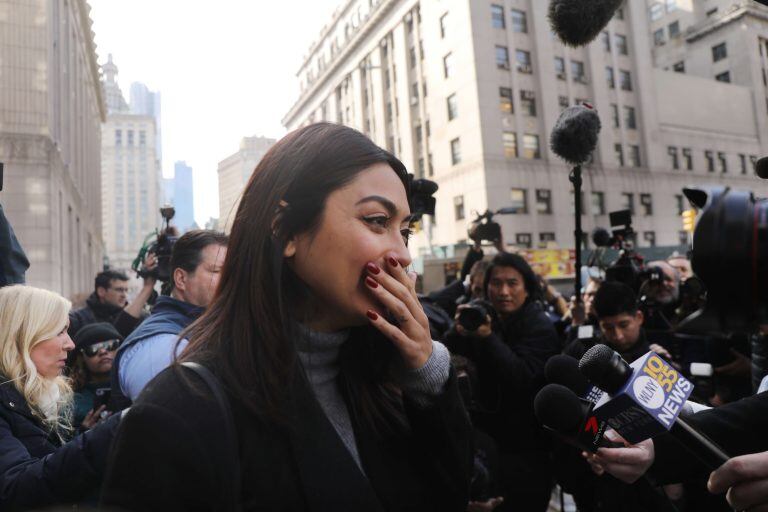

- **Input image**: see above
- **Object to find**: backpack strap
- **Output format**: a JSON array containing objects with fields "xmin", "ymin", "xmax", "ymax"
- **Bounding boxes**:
[{"xmin": 181, "ymin": 362, "xmax": 241, "ymax": 512}]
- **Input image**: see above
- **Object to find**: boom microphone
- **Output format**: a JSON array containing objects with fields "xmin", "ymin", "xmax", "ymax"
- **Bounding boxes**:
[
  {"xmin": 548, "ymin": 0, "xmax": 624, "ymax": 47},
  {"xmin": 550, "ymin": 104, "xmax": 601, "ymax": 165},
  {"xmin": 579, "ymin": 345, "xmax": 730, "ymax": 470}
]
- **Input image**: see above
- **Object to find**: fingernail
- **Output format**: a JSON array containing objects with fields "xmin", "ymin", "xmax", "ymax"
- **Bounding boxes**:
[
  {"xmin": 388, "ymin": 257, "xmax": 398, "ymax": 267},
  {"xmin": 366, "ymin": 262, "xmax": 380, "ymax": 275},
  {"xmin": 365, "ymin": 276, "xmax": 379, "ymax": 288},
  {"xmin": 366, "ymin": 310, "xmax": 379, "ymax": 321}
]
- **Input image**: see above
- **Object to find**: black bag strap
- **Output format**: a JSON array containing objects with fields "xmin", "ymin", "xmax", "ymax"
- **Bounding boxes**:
[{"xmin": 181, "ymin": 362, "xmax": 241, "ymax": 512}]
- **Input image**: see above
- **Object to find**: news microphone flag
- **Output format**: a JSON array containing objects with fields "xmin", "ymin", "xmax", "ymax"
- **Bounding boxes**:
[{"xmin": 592, "ymin": 351, "xmax": 693, "ymax": 444}]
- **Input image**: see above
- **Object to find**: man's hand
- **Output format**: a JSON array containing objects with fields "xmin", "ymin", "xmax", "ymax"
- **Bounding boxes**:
[
  {"xmin": 583, "ymin": 431, "xmax": 655, "ymax": 484},
  {"xmin": 454, "ymin": 305, "xmax": 492, "ymax": 339},
  {"xmin": 141, "ymin": 252, "xmax": 158, "ymax": 286},
  {"xmin": 708, "ymin": 451, "xmax": 768, "ymax": 511},
  {"xmin": 467, "ymin": 497, "xmax": 504, "ymax": 512},
  {"xmin": 81, "ymin": 405, "xmax": 110, "ymax": 430},
  {"xmin": 715, "ymin": 349, "xmax": 751, "ymax": 378}
]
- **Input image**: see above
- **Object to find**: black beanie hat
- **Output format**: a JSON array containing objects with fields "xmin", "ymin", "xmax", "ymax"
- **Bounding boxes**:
[{"xmin": 73, "ymin": 322, "xmax": 123, "ymax": 350}]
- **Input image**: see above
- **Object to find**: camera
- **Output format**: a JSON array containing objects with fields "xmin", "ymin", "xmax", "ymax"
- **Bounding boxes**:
[
  {"xmin": 132, "ymin": 205, "xmax": 178, "ymax": 283},
  {"xmin": 592, "ymin": 209, "xmax": 647, "ymax": 291},
  {"xmin": 679, "ymin": 185, "xmax": 768, "ymax": 333},
  {"xmin": 458, "ymin": 299, "xmax": 494, "ymax": 331},
  {"xmin": 410, "ymin": 178, "xmax": 438, "ymax": 219},
  {"xmin": 468, "ymin": 208, "xmax": 519, "ymax": 244}
]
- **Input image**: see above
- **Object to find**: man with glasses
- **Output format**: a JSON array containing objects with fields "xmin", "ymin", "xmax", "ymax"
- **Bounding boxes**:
[{"xmin": 68, "ymin": 260, "xmax": 157, "ymax": 339}]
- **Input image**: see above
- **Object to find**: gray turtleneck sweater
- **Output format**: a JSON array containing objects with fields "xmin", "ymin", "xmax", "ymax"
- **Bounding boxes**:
[{"xmin": 296, "ymin": 327, "xmax": 451, "ymax": 473}]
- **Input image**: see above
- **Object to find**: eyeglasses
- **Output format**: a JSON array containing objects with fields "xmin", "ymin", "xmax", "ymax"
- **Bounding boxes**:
[{"xmin": 81, "ymin": 339, "xmax": 120, "ymax": 357}]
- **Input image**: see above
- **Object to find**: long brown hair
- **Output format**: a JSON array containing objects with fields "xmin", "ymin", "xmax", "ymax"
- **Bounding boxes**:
[{"xmin": 180, "ymin": 123, "xmax": 411, "ymax": 429}]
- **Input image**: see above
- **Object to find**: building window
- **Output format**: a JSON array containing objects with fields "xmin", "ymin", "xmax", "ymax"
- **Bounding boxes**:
[
  {"xmin": 620, "ymin": 70, "xmax": 633, "ymax": 91},
  {"xmin": 615, "ymin": 7, "xmax": 624, "ymax": 20},
  {"xmin": 615, "ymin": 144, "xmax": 625, "ymax": 166},
  {"xmin": 555, "ymin": 57, "xmax": 566, "ymax": 79},
  {"xmin": 666, "ymin": 0, "xmax": 677, "ymax": 12},
  {"xmin": 447, "ymin": 94, "xmax": 458, "ymax": 121},
  {"xmin": 523, "ymin": 134, "xmax": 540, "ymax": 159},
  {"xmin": 127, "ymin": 130, "xmax": 134, "ymax": 145},
  {"xmin": 712, "ymin": 43, "xmax": 727, "ymax": 62},
  {"xmin": 611, "ymin": 104, "xmax": 620, "ymax": 128},
  {"xmin": 718, "ymin": 152, "xmax": 727, "ymax": 173},
  {"xmin": 751, "ymin": 155, "xmax": 759, "ymax": 174},
  {"xmin": 443, "ymin": 53, "xmax": 454, "ymax": 78},
  {"xmin": 624, "ymin": 106, "xmax": 636, "ymax": 129},
  {"xmin": 715, "ymin": 71, "xmax": 731, "ymax": 83},
  {"xmin": 640, "ymin": 193, "xmax": 653, "ymax": 215},
  {"xmin": 450, "ymin": 138, "xmax": 461, "ymax": 165},
  {"xmin": 629, "ymin": 145, "xmax": 641, "ymax": 167},
  {"xmin": 503, "ymin": 132, "xmax": 518, "ymax": 158},
  {"xmin": 675, "ymin": 194, "xmax": 685, "ymax": 215},
  {"xmin": 510, "ymin": 188, "xmax": 528, "ymax": 213},
  {"xmin": 428, "ymin": 152, "xmax": 434, "ymax": 176},
  {"xmin": 615, "ymin": 34, "xmax": 628, "ymax": 55},
  {"xmin": 602, "ymin": 32, "xmax": 611, "ymax": 52},
  {"xmin": 606, "ymin": 66, "xmax": 615, "ymax": 88},
  {"xmin": 679, "ymin": 231, "xmax": 689, "ymax": 246},
  {"xmin": 496, "ymin": 46, "xmax": 510, "ymax": 70},
  {"xmin": 740, "ymin": 154, "xmax": 747, "ymax": 174},
  {"xmin": 683, "ymin": 148, "xmax": 693, "ymax": 170},
  {"xmin": 592, "ymin": 191, "xmax": 606, "ymax": 215},
  {"xmin": 454, "ymin": 195, "xmax": 465, "ymax": 220},
  {"xmin": 668, "ymin": 147, "xmax": 679, "ymax": 169},
  {"xmin": 409, "ymin": 47, "xmax": 417, "ymax": 68},
  {"xmin": 418, "ymin": 157, "xmax": 425, "ymax": 177},
  {"xmin": 516, "ymin": 233, "xmax": 532, "ymax": 249},
  {"xmin": 705, "ymin": 150, "xmax": 715, "ymax": 172},
  {"xmin": 415, "ymin": 124, "xmax": 422, "ymax": 143},
  {"xmin": 654, "ymin": 28, "xmax": 665, "ymax": 46},
  {"xmin": 500, "ymin": 87, "xmax": 514, "ymax": 113},
  {"xmin": 668, "ymin": 21, "xmax": 680, "ymax": 38},
  {"xmin": 521, "ymin": 90, "xmax": 536, "ymax": 116},
  {"xmin": 139, "ymin": 131, "xmax": 146, "ymax": 146},
  {"xmin": 440, "ymin": 12, "xmax": 448, "ymax": 38},
  {"xmin": 491, "ymin": 5, "xmax": 505, "ymax": 28},
  {"xmin": 511, "ymin": 9, "xmax": 527, "ymax": 33},
  {"xmin": 539, "ymin": 233, "xmax": 556, "ymax": 247},
  {"xmin": 115, "ymin": 129, "xmax": 122, "ymax": 145},
  {"xmin": 536, "ymin": 189, "xmax": 552, "ymax": 214},
  {"xmin": 650, "ymin": 3, "xmax": 664, "ymax": 20},
  {"xmin": 558, "ymin": 96, "xmax": 569, "ymax": 109},
  {"xmin": 707, "ymin": 7, "xmax": 718, "ymax": 17},
  {"xmin": 673, "ymin": 61, "xmax": 685, "ymax": 73},
  {"xmin": 621, "ymin": 193, "xmax": 635, "ymax": 214},
  {"xmin": 512, "ymin": 51, "xmax": 532, "ymax": 76},
  {"xmin": 571, "ymin": 60, "xmax": 586, "ymax": 83},
  {"xmin": 644, "ymin": 231, "xmax": 657, "ymax": 247}
]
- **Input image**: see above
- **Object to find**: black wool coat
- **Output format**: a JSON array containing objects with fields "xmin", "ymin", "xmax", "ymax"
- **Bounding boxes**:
[
  {"xmin": 0, "ymin": 379, "xmax": 120, "ymax": 511},
  {"xmin": 101, "ymin": 361, "xmax": 474, "ymax": 511}
]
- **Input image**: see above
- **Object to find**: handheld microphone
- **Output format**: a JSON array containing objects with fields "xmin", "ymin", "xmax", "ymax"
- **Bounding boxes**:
[
  {"xmin": 548, "ymin": 0, "xmax": 624, "ymax": 47},
  {"xmin": 534, "ymin": 383, "xmax": 615, "ymax": 452},
  {"xmin": 550, "ymin": 104, "xmax": 601, "ymax": 165},
  {"xmin": 579, "ymin": 345, "xmax": 729, "ymax": 469},
  {"xmin": 545, "ymin": 354, "xmax": 603, "ymax": 403}
]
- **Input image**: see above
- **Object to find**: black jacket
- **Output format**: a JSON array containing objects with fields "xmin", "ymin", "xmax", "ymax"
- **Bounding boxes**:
[
  {"xmin": 101, "ymin": 361, "xmax": 474, "ymax": 511},
  {"xmin": 0, "ymin": 379, "xmax": 120, "ymax": 511},
  {"xmin": 69, "ymin": 292, "xmax": 144, "ymax": 339},
  {"xmin": 427, "ymin": 248, "xmax": 484, "ymax": 318},
  {"xmin": 444, "ymin": 300, "xmax": 561, "ymax": 492},
  {"xmin": 0, "ymin": 204, "xmax": 29, "ymax": 287}
]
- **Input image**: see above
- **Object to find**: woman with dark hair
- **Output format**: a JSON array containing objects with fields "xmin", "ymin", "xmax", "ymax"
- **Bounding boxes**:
[
  {"xmin": 101, "ymin": 123, "xmax": 473, "ymax": 511},
  {"xmin": 70, "ymin": 323, "xmax": 121, "ymax": 429},
  {"xmin": 445, "ymin": 252, "xmax": 560, "ymax": 512}
]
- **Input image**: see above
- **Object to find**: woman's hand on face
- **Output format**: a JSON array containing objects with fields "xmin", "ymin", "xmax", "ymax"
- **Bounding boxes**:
[
  {"xmin": 80, "ymin": 405, "xmax": 110, "ymax": 430},
  {"xmin": 364, "ymin": 258, "xmax": 433, "ymax": 370}
]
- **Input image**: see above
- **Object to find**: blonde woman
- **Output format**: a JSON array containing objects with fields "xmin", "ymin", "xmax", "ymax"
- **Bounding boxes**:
[{"xmin": 0, "ymin": 285, "xmax": 120, "ymax": 510}]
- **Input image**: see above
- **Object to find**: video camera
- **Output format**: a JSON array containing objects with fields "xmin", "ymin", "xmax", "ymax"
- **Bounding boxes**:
[
  {"xmin": 468, "ymin": 207, "xmax": 518, "ymax": 244},
  {"xmin": 132, "ymin": 205, "xmax": 178, "ymax": 283},
  {"xmin": 409, "ymin": 178, "xmax": 438, "ymax": 219},
  {"xmin": 591, "ymin": 209, "xmax": 647, "ymax": 291}
]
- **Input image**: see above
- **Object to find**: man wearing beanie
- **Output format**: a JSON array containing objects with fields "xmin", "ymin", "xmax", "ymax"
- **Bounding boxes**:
[
  {"xmin": 110, "ymin": 230, "xmax": 228, "ymax": 411},
  {"xmin": 71, "ymin": 322, "xmax": 122, "ymax": 428}
]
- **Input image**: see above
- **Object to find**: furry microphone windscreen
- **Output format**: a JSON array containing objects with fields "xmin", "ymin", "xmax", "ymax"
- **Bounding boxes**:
[
  {"xmin": 550, "ymin": 104, "xmax": 601, "ymax": 165},
  {"xmin": 548, "ymin": 0, "xmax": 624, "ymax": 47}
]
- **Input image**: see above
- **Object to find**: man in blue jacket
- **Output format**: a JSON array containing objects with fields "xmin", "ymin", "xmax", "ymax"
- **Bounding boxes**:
[{"xmin": 109, "ymin": 230, "xmax": 228, "ymax": 410}]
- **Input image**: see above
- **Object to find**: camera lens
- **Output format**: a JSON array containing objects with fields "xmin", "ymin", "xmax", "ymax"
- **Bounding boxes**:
[{"xmin": 458, "ymin": 303, "xmax": 488, "ymax": 331}]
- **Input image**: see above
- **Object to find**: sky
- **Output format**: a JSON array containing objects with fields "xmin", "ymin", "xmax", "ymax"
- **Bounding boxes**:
[{"xmin": 88, "ymin": 0, "xmax": 343, "ymax": 227}]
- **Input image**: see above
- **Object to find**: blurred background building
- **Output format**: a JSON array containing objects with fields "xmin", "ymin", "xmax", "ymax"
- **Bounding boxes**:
[{"xmin": 0, "ymin": 0, "xmax": 105, "ymax": 297}]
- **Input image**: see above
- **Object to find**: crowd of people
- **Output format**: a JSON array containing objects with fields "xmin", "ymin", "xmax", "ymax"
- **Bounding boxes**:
[{"xmin": 0, "ymin": 122, "xmax": 764, "ymax": 511}]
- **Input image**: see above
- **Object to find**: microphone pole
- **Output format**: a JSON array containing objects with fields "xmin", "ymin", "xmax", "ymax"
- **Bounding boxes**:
[{"xmin": 570, "ymin": 164, "xmax": 583, "ymax": 302}]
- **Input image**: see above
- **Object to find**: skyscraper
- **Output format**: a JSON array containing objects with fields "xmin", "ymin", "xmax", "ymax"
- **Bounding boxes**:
[
  {"xmin": 172, "ymin": 161, "xmax": 195, "ymax": 232},
  {"xmin": 129, "ymin": 82, "xmax": 162, "ymax": 161}
]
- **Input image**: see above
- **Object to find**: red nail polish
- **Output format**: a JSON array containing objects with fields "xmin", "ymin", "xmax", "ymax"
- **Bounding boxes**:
[
  {"xmin": 366, "ymin": 310, "xmax": 379, "ymax": 321},
  {"xmin": 366, "ymin": 262, "xmax": 380, "ymax": 275},
  {"xmin": 365, "ymin": 276, "xmax": 379, "ymax": 288},
  {"xmin": 388, "ymin": 257, "xmax": 398, "ymax": 267}
]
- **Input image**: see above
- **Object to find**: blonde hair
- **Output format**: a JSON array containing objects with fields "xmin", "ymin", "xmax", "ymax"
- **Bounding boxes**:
[{"xmin": 0, "ymin": 285, "xmax": 73, "ymax": 433}]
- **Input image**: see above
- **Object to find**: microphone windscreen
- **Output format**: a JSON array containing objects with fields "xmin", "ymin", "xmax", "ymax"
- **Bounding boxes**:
[
  {"xmin": 548, "ymin": 0, "xmax": 624, "ymax": 47},
  {"xmin": 550, "ymin": 105, "xmax": 601, "ymax": 165},
  {"xmin": 534, "ymin": 384, "xmax": 586, "ymax": 433},
  {"xmin": 545, "ymin": 355, "xmax": 589, "ymax": 396},
  {"xmin": 592, "ymin": 227, "xmax": 612, "ymax": 247},
  {"xmin": 755, "ymin": 156, "xmax": 768, "ymax": 179}
]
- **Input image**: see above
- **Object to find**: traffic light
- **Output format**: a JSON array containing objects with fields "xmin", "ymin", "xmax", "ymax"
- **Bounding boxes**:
[{"xmin": 682, "ymin": 209, "xmax": 697, "ymax": 232}]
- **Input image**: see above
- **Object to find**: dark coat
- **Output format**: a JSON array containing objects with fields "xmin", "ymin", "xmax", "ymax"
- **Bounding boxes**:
[
  {"xmin": 69, "ymin": 292, "xmax": 144, "ymax": 340},
  {"xmin": 444, "ymin": 300, "xmax": 561, "ymax": 496},
  {"xmin": 101, "ymin": 361, "xmax": 474, "ymax": 511},
  {"xmin": 0, "ymin": 379, "xmax": 120, "ymax": 511},
  {"xmin": 0, "ymin": 203, "xmax": 29, "ymax": 287}
]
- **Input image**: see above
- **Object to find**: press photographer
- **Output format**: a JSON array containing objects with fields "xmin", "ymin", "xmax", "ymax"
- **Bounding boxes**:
[{"xmin": 445, "ymin": 252, "xmax": 560, "ymax": 511}]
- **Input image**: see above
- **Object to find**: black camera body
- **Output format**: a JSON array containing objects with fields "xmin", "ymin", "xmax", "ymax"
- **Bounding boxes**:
[
  {"xmin": 458, "ymin": 299, "xmax": 495, "ymax": 331},
  {"xmin": 133, "ymin": 205, "xmax": 178, "ymax": 283},
  {"xmin": 593, "ymin": 209, "xmax": 648, "ymax": 292}
]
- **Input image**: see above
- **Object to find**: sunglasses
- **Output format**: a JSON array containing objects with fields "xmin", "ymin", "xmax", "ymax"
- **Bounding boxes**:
[{"xmin": 81, "ymin": 339, "xmax": 120, "ymax": 357}]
